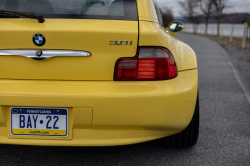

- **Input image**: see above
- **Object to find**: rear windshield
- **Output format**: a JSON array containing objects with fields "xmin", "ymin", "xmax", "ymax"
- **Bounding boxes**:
[{"xmin": 0, "ymin": 0, "xmax": 138, "ymax": 20}]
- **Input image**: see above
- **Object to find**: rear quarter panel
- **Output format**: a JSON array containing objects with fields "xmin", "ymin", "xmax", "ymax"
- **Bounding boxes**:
[{"xmin": 137, "ymin": 0, "xmax": 197, "ymax": 71}]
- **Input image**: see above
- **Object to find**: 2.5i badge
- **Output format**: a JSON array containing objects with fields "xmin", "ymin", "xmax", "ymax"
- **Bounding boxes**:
[{"xmin": 33, "ymin": 33, "xmax": 46, "ymax": 47}]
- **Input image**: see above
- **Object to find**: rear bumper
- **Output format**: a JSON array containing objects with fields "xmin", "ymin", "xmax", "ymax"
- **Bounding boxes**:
[{"xmin": 0, "ymin": 69, "xmax": 198, "ymax": 146}]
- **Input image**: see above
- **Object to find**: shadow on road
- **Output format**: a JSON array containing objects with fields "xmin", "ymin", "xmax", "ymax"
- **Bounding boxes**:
[{"xmin": 0, "ymin": 140, "xmax": 195, "ymax": 165}]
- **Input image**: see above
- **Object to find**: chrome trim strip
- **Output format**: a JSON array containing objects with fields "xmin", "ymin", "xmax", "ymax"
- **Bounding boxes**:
[{"xmin": 0, "ymin": 50, "xmax": 91, "ymax": 60}]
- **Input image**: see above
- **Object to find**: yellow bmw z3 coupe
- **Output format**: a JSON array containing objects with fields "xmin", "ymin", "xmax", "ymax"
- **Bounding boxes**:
[{"xmin": 0, "ymin": 0, "xmax": 199, "ymax": 148}]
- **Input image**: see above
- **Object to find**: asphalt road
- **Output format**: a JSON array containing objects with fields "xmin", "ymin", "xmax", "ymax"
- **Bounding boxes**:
[{"xmin": 1, "ymin": 33, "xmax": 250, "ymax": 166}]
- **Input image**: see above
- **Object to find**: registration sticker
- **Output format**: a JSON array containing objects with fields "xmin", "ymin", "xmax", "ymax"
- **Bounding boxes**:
[{"xmin": 11, "ymin": 107, "xmax": 68, "ymax": 137}]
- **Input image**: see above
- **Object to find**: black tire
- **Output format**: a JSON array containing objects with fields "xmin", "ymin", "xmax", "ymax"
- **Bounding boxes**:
[{"xmin": 162, "ymin": 94, "xmax": 199, "ymax": 148}]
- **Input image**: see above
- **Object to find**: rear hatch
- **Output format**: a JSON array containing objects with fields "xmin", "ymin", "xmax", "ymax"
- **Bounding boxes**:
[{"xmin": 0, "ymin": 0, "xmax": 138, "ymax": 80}]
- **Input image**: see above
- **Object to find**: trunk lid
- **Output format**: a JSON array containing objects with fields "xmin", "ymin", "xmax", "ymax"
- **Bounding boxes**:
[{"xmin": 0, "ymin": 19, "xmax": 138, "ymax": 80}]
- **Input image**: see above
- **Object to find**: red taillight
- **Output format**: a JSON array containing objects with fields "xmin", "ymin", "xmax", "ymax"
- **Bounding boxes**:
[{"xmin": 114, "ymin": 47, "xmax": 178, "ymax": 81}]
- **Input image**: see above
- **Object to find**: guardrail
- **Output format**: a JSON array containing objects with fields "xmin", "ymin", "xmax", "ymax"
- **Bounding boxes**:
[{"xmin": 183, "ymin": 23, "xmax": 249, "ymax": 49}]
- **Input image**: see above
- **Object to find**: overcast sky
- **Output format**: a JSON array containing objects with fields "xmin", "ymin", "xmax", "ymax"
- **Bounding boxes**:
[{"xmin": 156, "ymin": 0, "xmax": 250, "ymax": 17}]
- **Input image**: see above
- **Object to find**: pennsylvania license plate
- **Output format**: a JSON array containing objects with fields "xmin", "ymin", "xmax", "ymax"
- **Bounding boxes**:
[{"xmin": 11, "ymin": 107, "xmax": 68, "ymax": 137}]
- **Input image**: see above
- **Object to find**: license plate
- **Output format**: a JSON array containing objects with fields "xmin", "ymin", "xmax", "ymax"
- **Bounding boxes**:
[{"xmin": 11, "ymin": 107, "xmax": 68, "ymax": 137}]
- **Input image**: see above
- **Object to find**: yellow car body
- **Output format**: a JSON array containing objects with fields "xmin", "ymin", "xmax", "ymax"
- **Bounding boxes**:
[{"xmin": 0, "ymin": 0, "xmax": 198, "ymax": 147}]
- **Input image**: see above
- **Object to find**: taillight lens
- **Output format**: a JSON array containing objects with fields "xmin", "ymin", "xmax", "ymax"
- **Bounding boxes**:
[{"xmin": 114, "ymin": 47, "xmax": 178, "ymax": 81}]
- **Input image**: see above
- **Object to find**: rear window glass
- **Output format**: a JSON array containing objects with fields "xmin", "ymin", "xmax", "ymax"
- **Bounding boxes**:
[{"xmin": 0, "ymin": 0, "xmax": 138, "ymax": 20}]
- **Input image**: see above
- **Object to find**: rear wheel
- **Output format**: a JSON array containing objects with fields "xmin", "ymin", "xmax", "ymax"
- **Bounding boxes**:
[{"xmin": 162, "ymin": 94, "xmax": 199, "ymax": 148}]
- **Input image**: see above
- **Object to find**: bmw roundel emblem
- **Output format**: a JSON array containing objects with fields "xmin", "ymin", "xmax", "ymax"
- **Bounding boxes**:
[{"xmin": 33, "ymin": 33, "xmax": 46, "ymax": 47}]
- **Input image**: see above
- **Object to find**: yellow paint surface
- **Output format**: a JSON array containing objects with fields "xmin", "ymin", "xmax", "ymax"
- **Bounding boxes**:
[
  {"xmin": 0, "ymin": 0, "xmax": 198, "ymax": 146},
  {"xmin": 0, "ymin": 69, "xmax": 197, "ymax": 146},
  {"xmin": 0, "ymin": 19, "xmax": 138, "ymax": 80}
]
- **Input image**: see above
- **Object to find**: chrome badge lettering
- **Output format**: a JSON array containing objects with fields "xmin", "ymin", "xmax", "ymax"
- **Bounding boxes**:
[{"xmin": 110, "ymin": 40, "xmax": 133, "ymax": 45}]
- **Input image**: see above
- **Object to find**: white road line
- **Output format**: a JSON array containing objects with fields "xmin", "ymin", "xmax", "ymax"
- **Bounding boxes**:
[{"xmin": 221, "ymin": 47, "xmax": 250, "ymax": 105}]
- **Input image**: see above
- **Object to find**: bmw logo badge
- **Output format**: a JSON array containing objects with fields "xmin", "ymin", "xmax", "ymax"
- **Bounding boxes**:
[{"xmin": 33, "ymin": 33, "xmax": 46, "ymax": 47}]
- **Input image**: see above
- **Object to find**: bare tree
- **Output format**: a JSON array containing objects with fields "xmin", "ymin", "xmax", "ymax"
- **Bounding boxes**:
[
  {"xmin": 200, "ymin": 0, "xmax": 213, "ymax": 35},
  {"xmin": 179, "ymin": 0, "xmax": 201, "ymax": 33},
  {"xmin": 160, "ymin": 7, "xmax": 174, "ymax": 27},
  {"xmin": 211, "ymin": 0, "xmax": 229, "ymax": 36}
]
